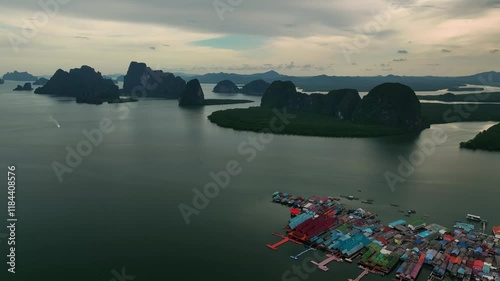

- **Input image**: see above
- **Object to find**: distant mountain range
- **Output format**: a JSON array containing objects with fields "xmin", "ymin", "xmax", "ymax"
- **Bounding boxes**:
[
  {"xmin": 31, "ymin": 69, "xmax": 500, "ymax": 92},
  {"xmin": 179, "ymin": 70, "xmax": 500, "ymax": 92}
]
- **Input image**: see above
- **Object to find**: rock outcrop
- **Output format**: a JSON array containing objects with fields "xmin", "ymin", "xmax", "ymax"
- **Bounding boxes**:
[
  {"xmin": 179, "ymin": 79, "xmax": 204, "ymax": 106},
  {"xmin": 34, "ymin": 65, "xmax": 119, "ymax": 99},
  {"xmin": 2, "ymin": 71, "xmax": 37, "ymax": 81},
  {"xmin": 261, "ymin": 81, "xmax": 298, "ymax": 108},
  {"xmin": 213, "ymin": 80, "xmax": 240, "ymax": 93},
  {"xmin": 13, "ymin": 83, "xmax": 33, "ymax": 91},
  {"xmin": 123, "ymin": 61, "xmax": 186, "ymax": 98},
  {"xmin": 0, "ymin": 78, "xmax": 4, "ymax": 84},
  {"xmin": 261, "ymin": 81, "xmax": 361, "ymax": 120},
  {"xmin": 33, "ymin": 77, "xmax": 49, "ymax": 86},
  {"xmin": 241, "ymin": 79, "xmax": 270, "ymax": 96},
  {"xmin": 352, "ymin": 83, "xmax": 426, "ymax": 131}
]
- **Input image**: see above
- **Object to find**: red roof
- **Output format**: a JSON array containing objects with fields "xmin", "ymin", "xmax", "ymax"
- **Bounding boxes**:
[
  {"xmin": 376, "ymin": 237, "xmax": 388, "ymax": 245},
  {"xmin": 493, "ymin": 226, "xmax": 500, "ymax": 235},
  {"xmin": 290, "ymin": 208, "xmax": 301, "ymax": 215},
  {"xmin": 444, "ymin": 234, "xmax": 454, "ymax": 241}
]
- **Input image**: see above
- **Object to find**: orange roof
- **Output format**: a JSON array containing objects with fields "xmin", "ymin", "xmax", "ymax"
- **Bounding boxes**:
[{"xmin": 493, "ymin": 226, "xmax": 500, "ymax": 235}]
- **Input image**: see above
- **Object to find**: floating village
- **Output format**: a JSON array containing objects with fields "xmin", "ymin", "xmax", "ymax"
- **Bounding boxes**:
[{"xmin": 267, "ymin": 192, "xmax": 500, "ymax": 281}]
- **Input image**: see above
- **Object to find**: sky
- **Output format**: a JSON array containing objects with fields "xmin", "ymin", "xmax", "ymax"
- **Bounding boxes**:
[{"xmin": 0, "ymin": 0, "xmax": 499, "ymax": 77}]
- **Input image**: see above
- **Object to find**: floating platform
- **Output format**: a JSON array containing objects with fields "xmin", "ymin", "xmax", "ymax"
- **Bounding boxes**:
[{"xmin": 266, "ymin": 232, "xmax": 301, "ymax": 251}]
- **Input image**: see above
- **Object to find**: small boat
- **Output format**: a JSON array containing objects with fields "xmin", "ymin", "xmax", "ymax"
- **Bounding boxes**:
[
  {"xmin": 357, "ymin": 189, "xmax": 362, "ymax": 192},
  {"xmin": 361, "ymin": 201, "xmax": 373, "ymax": 205},
  {"xmin": 390, "ymin": 204, "xmax": 400, "ymax": 207},
  {"xmin": 345, "ymin": 258, "xmax": 353, "ymax": 263},
  {"xmin": 466, "ymin": 214, "xmax": 481, "ymax": 222},
  {"xmin": 407, "ymin": 210, "xmax": 416, "ymax": 214},
  {"xmin": 424, "ymin": 214, "xmax": 431, "ymax": 218}
]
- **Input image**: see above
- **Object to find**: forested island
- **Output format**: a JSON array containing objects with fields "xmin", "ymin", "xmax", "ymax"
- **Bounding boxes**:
[
  {"xmin": 209, "ymin": 81, "xmax": 429, "ymax": 138},
  {"xmin": 460, "ymin": 123, "xmax": 500, "ymax": 151},
  {"xmin": 418, "ymin": 92, "xmax": 500, "ymax": 103},
  {"xmin": 209, "ymin": 81, "xmax": 500, "ymax": 138}
]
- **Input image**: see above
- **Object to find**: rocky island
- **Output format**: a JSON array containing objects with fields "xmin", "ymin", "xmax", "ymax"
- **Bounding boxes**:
[
  {"xmin": 418, "ymin": 92, "xmax": 500, "ymax": 103},
  {"xmin": 179, "ymin": 79, "xmax": 253, "ymax": 107},
  {"xmin": 241, "ymin": 79, "xmax": 270, "ymax": 96},
  {"xmin": 33, "ymin": 77, "xmax": 49, "ymax": 86},
  {"xmin": 213, "ymin": 80, "xmax": 240, "ymax": 93},
  {"xmin": 352, "ymin": 83, "xmax": 427, "ymax": 131},
  {"xmin": 3, "ymin": 71, "xmax": 37, "ymax": 81},
  {"xmin": 123, "ymin": 61, "xmax": 186, "ymax": 98},
  {"xmin": 0, "ymin": 78, "xmax": 4, "ymax": 84},
  {"xmin": 460, "ymin": 123, "xmax": 500, "ymax": 151},
  {"xmin": 13, "ymin": 83, "xmax": 33, "ymax": 91},
  {"xmin": 34, "ymin": 65, "xmax": 134, "ymax": 104},
  {"xmin": 209, "ymin": 81, "xmax": 430, "ymax": 138}
]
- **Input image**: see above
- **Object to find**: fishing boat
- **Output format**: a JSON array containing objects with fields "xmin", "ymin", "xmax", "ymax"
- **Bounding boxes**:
[{"xmin": 466, "ymin": 214, "xmax": 481, "ymax": 222}]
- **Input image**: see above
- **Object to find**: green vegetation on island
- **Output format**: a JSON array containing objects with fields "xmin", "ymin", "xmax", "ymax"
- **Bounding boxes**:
[
  {"xmin": 204, "ymin": 99, "xmax": 254, "ymax": 106},
  {"xmin": 418, "ymin": 92, "xmax": 500, "ymax": 103},
  {"xmin": 421, "ymin": 103, "xmax": 500, "ymax": 124},
  {"xmin": 208, "ymin": 81, "xmax": 500, "ymax": 139},
  {"xmin": 460, "ymin": 123, "xmax": 500, "ymax": 151},
  {"xmin": 208, "ymin": 107, "xmax": 408, "ymax": 138},
  {"xmin": 209, "ymin": 81, "xmax": 428, "ymax": 138}
]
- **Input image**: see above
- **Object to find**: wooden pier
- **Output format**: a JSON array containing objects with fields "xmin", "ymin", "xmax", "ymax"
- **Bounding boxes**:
[
  {"xmin": 348, "ymin": 267, "xmax": 370, "ymax": 281},
  {"xmin": 310, "ymin": 254, "xmax": 343, "ymax": 272},
  {"xmin": 266, "ymin": 232, "xmax": 302, "ymax": 251}
]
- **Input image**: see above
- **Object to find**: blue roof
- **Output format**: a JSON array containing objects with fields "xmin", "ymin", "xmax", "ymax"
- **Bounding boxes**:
[{"xmin": 389, "ymin": 219, "xmax": 407, "ymax": 228}]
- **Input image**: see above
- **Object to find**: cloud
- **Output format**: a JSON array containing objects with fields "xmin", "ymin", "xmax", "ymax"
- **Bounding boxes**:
[
  {"xmin": 191, "ymin": 35, "xmax": 267, "ymax": 50},
  {"xmin": 75, "ymin": 36, "xmax": 90, "ymax": 40},
  {"xmin": 0, "ymin": 0, "xmax": 499, "ymax": 76},
  {"xmin": 490, "ymin": 49, "xmax": 499, "ymax": 53},
  {"xmin": 393, "ymin": 58, "xmax": 407, "ymax": 62}
]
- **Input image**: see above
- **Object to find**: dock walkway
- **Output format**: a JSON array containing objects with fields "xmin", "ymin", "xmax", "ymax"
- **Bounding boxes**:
[
  {"xmin": 310, "ymin": 254, "xmax": 343, "ymax": 272},
  {"xmin": 266, "ymin": 232, "xmax": 302, "ymax": 251}
]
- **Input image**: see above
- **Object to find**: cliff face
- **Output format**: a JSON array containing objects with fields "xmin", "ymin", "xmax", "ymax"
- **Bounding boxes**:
[
  {"xmin": 241, "ymin": 79, "xmax": 270, "ymax": 96},
  {"xmin": 261, "ymin": 81, "xmax": 297, "ymax": 108},
  {"xmin": 213, "ymin": 80, "xmax": 240, "ymax": 93},
  {"xmin": 123, "ymin": 61, "xmax": 185, "ymax": 98},
  {"xmin": 34, "ymin": 66, "xmax": 119, "ymax": 99},
  {"xmin": 179, "ymin": 79, "xmax": 205, "ymax": 106},
  {"xmin": 352, "ymin": 83, "xmax": 426, "ymax": 131}
]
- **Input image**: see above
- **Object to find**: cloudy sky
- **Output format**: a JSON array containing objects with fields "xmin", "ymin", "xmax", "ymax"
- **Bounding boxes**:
[{"xmin": 0, "ymin": 0, "xmax": 499, "ymax": 76}]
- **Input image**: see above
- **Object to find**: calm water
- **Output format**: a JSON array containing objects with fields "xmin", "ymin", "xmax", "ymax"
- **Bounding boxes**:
[{"xmin": 0, "ymin": 81, "xmax": 499, "ymax": 281}]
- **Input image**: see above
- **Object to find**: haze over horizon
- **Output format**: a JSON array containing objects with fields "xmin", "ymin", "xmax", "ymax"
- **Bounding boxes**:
[{"xmin": 1, "ymin": 0, "xmax": 499, "ymax": 76}]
